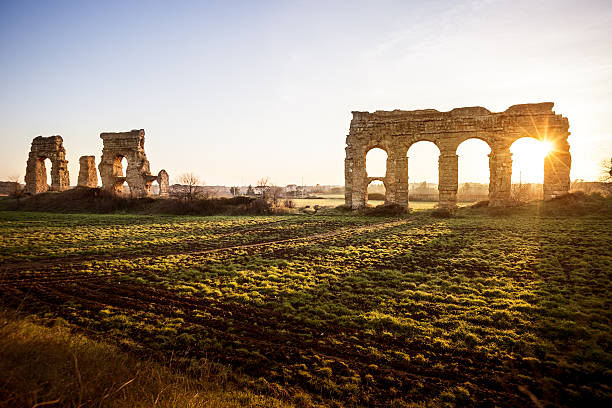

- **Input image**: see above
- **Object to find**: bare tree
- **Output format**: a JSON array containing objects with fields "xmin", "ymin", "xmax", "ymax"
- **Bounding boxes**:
[
  {"xmin": 174, "ymin": 172, "xmax": 202, "ymax": 201},
  {"xmin": 268, "ymin": 185, "xmax": 284, "ymax": 205},
  {"xmin": 7, "ymin": 174, "xmax": 20, "ymax": 183},
  {"xmin": 257, "ymin": 177, "xmax": 270, "ymax": 188}
]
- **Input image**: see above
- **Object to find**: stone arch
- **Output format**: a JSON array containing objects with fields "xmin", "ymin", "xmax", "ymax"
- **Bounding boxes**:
[
  {"xmin": 345, "ymin": 103, "xmax": 571, "ymax": 209},
  {"xmin": 25, "ymin": 136, "xmax": 70, "ymax": 194},
  {"xmin": 366, "ymin": 178, "xmax": 387, "ymax": 205},
  {"xmin": 456, "ymin": 138, "xmax": 491, "ymax": 202}
]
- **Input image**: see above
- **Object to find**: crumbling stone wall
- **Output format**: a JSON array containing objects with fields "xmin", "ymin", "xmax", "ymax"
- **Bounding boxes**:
[
  {"xmin": 157, "ymin": 170, "xmax": 169, "ymax": 197},
  {"xmin": 25, "ymin": 136, "xmax": 70, "ymax": 194},
  {"xmin": 345, "ymin": 103, "xmax": 571, "ymax": 209},
  {"xmin": 77, "ymin": 156, "xmax": 98, "ymax": 188},
  {"xmin": 98, "ymin": 129, "xmax": 158, "ymax": 197}
]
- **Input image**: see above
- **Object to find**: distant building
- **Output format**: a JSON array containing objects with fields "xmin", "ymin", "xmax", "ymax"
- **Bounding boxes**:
[{"xmin": 254, "ymin": 186, "xmax": 270, "ymax": 196}]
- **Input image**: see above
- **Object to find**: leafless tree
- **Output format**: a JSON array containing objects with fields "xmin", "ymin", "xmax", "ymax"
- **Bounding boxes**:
[
  {"xmin": 256, "ymin": 177, "xmax": 270, "ymax": 188},
  {"xmin": 268, "ymin": 185, "xmax": 284, "ymax": 205},
  {"xmin": 7, "ymin": 174, "xmax": 20, "ymax": 183},
  {"xmin": 174, "ymin": 172, "xmax": 202, "ymax": 201}
]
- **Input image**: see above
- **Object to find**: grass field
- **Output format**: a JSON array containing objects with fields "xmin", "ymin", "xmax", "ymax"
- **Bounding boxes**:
[{"xmin": 1, "ymin": 198, "xmax": 611, "ymax": 407}]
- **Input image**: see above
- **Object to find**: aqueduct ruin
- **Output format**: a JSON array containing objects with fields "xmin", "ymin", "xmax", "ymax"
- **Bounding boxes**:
[
  {"xmin": 344, "ymin": 102, "xmax": 571, "ymax": 209},
  {"xmin": 25, "ymin": 136, "xmax": 70, "ymax": 194},
  {"xmin": 24, "ymin": 130, "xmax": 167, "ymax": 197},
  {"xmin": 99, "ymin": 129, "xmax": 167, "ymax": 198}
]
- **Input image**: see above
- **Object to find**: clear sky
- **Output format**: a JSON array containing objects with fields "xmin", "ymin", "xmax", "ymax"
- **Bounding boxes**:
[{"xmin": 1, "ymin": 0, "xmax": 611, "ymax": 186}]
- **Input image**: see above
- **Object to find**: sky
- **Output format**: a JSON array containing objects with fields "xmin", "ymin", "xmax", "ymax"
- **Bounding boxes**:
[{"xmin": 1, "ymin": 0, "xmax": 611, "ymax": 186}]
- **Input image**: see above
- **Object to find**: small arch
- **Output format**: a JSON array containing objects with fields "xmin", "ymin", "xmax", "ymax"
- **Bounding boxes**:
[
  {"xmin": 366, "ymin": 180, "xmax": 386, "ymax": 206},
  {"xmin": 365, "ymin": 147, "xmax": 388, "ymax": 178},
  {"xmin": 456, "ymin": 138, "xmax": 491, "ymax": 203},
  {"xmin": 407, "ymin": 141, "xmax": 440, "ymax": 205}
]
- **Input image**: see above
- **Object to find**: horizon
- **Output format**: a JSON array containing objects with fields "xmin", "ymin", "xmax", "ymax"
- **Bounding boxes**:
[{"xmin": 1, "ymin": 0, "xmax": 611, "ymax": 186}]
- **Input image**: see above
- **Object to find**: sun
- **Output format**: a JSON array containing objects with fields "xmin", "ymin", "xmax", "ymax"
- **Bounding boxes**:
[{"xmin": 510, "ymin": 138, "xmax": 553, "ymax": 183}]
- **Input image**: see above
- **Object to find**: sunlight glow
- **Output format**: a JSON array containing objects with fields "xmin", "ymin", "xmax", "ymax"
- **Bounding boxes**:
[{"xmin": 510, "ymin": 138, "xmax": 553, "ymax": 183}]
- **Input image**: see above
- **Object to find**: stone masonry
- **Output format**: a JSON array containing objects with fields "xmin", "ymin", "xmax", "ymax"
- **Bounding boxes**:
[
  {"xmin": 344, "ymin": 103, "xmax": 571, "ymax": 209},
  {"xmin": 25, "ymin": 136, "xmax": 70, "ymax": 194},
  {"xmin": 77, "ymin": 156, "xmax": 98, "ymax": 187},
  {"xmin": 98, "ymin": 129, "xmax": 159, "ymax": 197}
]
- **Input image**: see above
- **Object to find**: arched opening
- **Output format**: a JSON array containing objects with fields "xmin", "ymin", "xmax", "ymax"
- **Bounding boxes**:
[
  {"xmin": 510, "ymin": 137, "xmax": 552, "ymax": 202},
  {"xmin": 366, "ymin": 180, "xmax": 386, "ymax": 206},
  {"xmin": 365, "ymin": 148, "xmax": 387, "ymax": 178},
  {"xmin": 407, "ymin": 141, "xmax": 439, "ymax": 207},
  {"xmin": 113, "ymin": 155, "xmax": 130, "ymax": 196},
  {"xmin": 36, "ymin": 157, "xmax": 53, "ymax": 192},
  {"xmin": 456, "ymin": 139, "xmax": 491, "ymax": 204}
]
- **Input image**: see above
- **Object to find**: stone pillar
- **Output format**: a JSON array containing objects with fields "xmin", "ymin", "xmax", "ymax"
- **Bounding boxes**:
[
  {"xmin": 77, "ymin": 156, "xmax": 98, "ymax": 187},
  {"xmin": 157, "ymin": 170, "xmax": 169, "ymax": 197},
  {"xmin": 543, "ymin": 139, "xmax": 571, "ymax": 200},
  {"xmin": 344, "ymin": 150, "xmax": 354, "ymax": 208},
  {"xmin": 395, "ymin": 155, "xmax": 409, "ymax": 207},
  {"xmin": 488, "ymin": 148, "xmax": 513, "ymax": 206},
  {"xmin": 384, "ymin": 154, "xmax": 396, "ymax": 205},
  {"xmin": 438, "ymin": 153, "xmax": 458, "ymax": 210},
  {"xmin": 346, "ymin": 146, "xmax": 367, "ymax": 209},
  {"xmin": 386, "ymin": 150, "xmax": 408, "ymax": 207}
]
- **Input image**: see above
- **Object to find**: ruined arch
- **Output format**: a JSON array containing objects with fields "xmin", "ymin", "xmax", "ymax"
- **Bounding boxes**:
[
  {"xmin": 25, "ymin": 136, "xmax": 70, "ymax": 194},
  {"xmin": 345, "ymin": 103, "xmax": 571, "ymax": 209},
  {"xmin": 99, "ymin": 130, "xmax": 158, "ymax": 197}
]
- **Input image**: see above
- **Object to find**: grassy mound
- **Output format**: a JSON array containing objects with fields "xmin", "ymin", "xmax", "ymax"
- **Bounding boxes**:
[
  {"xmin": 1, "ymin": 187, "xmax": 274, "ymax": 216},
  {"xmin": 466, "ymin": 192, "xmax": 612, "ymax": 217}
]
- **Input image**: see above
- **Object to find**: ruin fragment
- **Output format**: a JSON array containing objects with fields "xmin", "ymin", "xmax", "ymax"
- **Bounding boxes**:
[
  {"xmin": 344, "ymin": 103, "xmax": 571, "ymax": 209},
  {"xmin": 157, "ymin": 170, "xmax": 169, "ymax": 197},
  {"xmin": 77, "ymin": 155, "xmax": 98, "ymax": 188},
  {"xmin": 24, "ymin": 136, "xmax": 70, "ymax": 194},
  {"xmin": 98, "ymin": 129, "xmax": 163, "ymax": 198}
]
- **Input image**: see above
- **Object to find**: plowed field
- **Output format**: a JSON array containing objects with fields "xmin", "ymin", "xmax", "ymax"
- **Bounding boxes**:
[{"xmin": 1, "ymin": 209, "xmax": 610, "ymax": 407}]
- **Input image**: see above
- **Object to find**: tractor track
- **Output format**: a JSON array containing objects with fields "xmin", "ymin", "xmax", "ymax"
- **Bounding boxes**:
[{"xmin": 0, "ymin": 217, "xmax": 415, "ymax": 278}]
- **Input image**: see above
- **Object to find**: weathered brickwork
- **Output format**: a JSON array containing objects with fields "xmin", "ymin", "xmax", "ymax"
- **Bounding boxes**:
[
  {"xmin": 98, "ymin": 129, "xmax": 160, "ymax": 197},
  {"xmin": 345, "ymin": 103, "xmax": 571, "ymax": 209},
  {"xmin": 24, "ymin": 136, "xmax": 70, "ymax": 194},
  {"xmin": 77, "ymin": 156, "xmax": 98, "ymax": 187}
]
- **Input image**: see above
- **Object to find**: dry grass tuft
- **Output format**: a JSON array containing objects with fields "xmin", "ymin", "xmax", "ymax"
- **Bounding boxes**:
[{"xmin": 0, "ymin": 310, "xmax": 293, "ymax": 408}]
